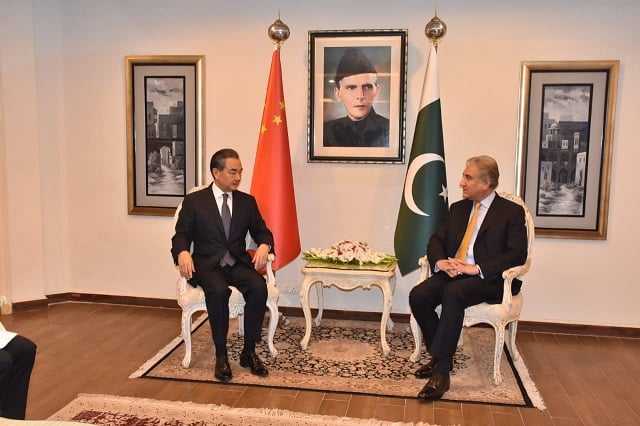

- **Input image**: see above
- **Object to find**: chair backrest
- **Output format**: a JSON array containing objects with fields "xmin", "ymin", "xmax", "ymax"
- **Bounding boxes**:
[{"xmin": 497, "ymin": 192, "xmax": 535, "ymax": 260}]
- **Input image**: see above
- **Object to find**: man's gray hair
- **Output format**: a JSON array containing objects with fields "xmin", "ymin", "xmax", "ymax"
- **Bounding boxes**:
[{"xmin": 467, "ymin": 155, "xmax": 499, "ymax": 189}]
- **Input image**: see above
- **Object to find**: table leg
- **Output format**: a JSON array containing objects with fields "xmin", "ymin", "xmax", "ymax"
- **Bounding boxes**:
[
  {"xmin": 388, "ymin": 274, "xmax": 396, "ymax": 332},
  {"xmin": 379, "ymin": 282, "xmax": 393, "ymax": 355},
  {"xmin": 299, "ymin": 277, "xmax": 314, "ymax": 350},
  {"xmin": 314, "ymin": 282, "xmax": 324, "ymax": 326}
]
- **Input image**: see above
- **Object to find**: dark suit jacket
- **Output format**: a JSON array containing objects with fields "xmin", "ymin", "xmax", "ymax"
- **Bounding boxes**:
[
  {"xmin": 323, "ymin": 108, "xmax": 389, "ymax": 147},
  {"xmin": 171, "ymin": 184, "xmax": 274, "ymax": 279},
  {"xmin": 427, "ymin": 193, "xmax": 528, "ymax": 293}
]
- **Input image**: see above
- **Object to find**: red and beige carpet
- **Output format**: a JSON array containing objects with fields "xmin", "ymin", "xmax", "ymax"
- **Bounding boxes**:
[
  {"xmin": 130, "ymin": 315, "xmax": 545, "ymax": 409},
  {"xmin": 47, "ymin": 393, "xmax": 433, "ymax": 425}
]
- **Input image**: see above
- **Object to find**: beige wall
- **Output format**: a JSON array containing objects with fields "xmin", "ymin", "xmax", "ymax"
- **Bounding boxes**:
[{"xmin": 1, "ymin": 0, "xmax": 638, "ymax": 327}]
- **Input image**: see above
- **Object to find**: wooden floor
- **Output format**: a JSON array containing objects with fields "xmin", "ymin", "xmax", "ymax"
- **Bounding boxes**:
[{"xmin": 2, "ymin": 302, "xmax": 640, "ymax": 425}]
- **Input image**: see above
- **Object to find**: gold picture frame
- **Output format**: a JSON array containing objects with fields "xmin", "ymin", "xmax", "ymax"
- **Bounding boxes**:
[
  {"xmin": 516, "ymin": 60, "xmax": 619, "ymax": 239},
  {"xmin": 126, "ymin": 55, "xmax": 206, "ymax": 216}
]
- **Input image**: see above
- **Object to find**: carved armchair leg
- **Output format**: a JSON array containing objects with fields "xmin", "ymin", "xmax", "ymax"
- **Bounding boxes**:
[
  {"xmin": 237, "ymin": 313, "xmax": 245, "ymax": 337},
  {"xmin": 491, "ymin": 324, "xmax": 506, "ymax": 385},
  {"xmin": 409, "ymin": 314, "xmax": 422, "ymax": 363},
  {"xmin": 181, "ymin": 311, "xmax": 193, "ymax": 368},
  {"xmin": 266, "ymin": 297, "xmax": 279, "ymax": 358},
  {"xmin": 505, "ymin": 320, "xmax": 521, "ymax": 361}
]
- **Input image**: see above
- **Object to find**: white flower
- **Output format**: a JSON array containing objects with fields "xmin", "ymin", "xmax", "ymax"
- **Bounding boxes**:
[{"xmin": 302, "ymin": 240, "xmax": 396, "ymax": 265}]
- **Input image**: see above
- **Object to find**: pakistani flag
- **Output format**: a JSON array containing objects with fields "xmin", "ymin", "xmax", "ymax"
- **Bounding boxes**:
[{"xmin": 394, "ymin": 43, "xmax": 449, "ymax": 276}]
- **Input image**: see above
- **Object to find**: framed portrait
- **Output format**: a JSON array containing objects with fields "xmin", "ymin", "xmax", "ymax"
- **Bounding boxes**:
[
  {"xmin": 126, "ymin": 55, "xmax": 206, "ymax": 216},
  {"xmin": 308, "ymin": 29, "xmax": 408, "ymax": 163},
  {"xmin": 516, "ymin": 60, "xmax": 619, "ymax": 239}
]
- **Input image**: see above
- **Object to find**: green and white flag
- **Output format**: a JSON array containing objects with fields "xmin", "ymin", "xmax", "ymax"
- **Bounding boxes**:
[{"xmin": 394, "ymin": 43, "xmax": 448, "ymax": 276}]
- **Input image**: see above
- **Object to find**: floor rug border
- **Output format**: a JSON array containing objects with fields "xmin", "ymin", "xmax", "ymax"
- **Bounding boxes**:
[
  {"xmin": 131, "ymin": 316, "xmax": 545, "ymax": 410},
  {"xmin": 140, "ymin": 370, "xmax": 536, "ymax": 409},
  {"xmin": 128, "ymin": 313, "xmax": 208, "ymax": 379},
  {"xmin": 48, "ymin": 392, "xmax": 436, "ymax": 426}
]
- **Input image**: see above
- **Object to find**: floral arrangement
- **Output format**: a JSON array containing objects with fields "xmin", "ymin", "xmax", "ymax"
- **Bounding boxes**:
[{"xmin": 302, "ymin": 240, "xmax": 397, "ymax": 266}]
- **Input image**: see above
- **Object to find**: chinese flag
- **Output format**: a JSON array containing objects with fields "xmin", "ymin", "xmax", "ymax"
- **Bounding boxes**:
[{"xmin": 250, "ymin": 48, "xmax": 301, "ymax": 270}]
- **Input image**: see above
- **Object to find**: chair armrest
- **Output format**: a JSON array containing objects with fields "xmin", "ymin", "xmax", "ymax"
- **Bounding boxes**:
[
  {"xmin": 265, "ymin": 253, "xmax": 276, "ymax": 286},
  {"xmin": 502, "ymin": 259, "xmax": 530, "ymax": 282},
  {"xmin": 418, "ymin": 255, "xmax": 432, "ymax": 282},
  {"xmin": 175, "ymin": 253, "xmax": 277, "ymax": 295},
  {"xmin": 176, "ymin": 266, "xmax": 189, "ymax": 297},
  {"xmin": 500, "ymin": 259, "xmax": 531, "ymax": 306}
]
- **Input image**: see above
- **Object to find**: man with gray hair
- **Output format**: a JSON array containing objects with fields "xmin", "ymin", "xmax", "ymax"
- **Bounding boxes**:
[
  {"xmin": 408, "ymin": 155, "xmax": 528, "ymax": 400},
  {"xmin": 172, "ymin": 149, "xmax": 274, "ymax": 383}
]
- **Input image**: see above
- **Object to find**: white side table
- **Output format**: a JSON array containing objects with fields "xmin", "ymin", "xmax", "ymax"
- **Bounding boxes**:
[{"xmin": 299, "ymin": 261, "xmax": 396, "ymax": 355}]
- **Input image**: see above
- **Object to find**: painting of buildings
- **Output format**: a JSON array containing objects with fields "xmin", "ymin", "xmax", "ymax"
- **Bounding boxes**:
[{"xmin": 536, "ymin": 84, "xmax": 592, "ymax": 217}]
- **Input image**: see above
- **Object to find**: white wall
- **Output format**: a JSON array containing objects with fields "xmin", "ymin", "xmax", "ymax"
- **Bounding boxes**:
[{"xmin": 1, "ymin": 0, "xmax": 638, "ymax": 328}]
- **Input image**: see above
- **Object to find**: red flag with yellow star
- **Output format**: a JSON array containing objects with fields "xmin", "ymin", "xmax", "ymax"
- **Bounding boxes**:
[{"xmin": 250, "ymin": 48, "xmax": 300, "ymax": 270}]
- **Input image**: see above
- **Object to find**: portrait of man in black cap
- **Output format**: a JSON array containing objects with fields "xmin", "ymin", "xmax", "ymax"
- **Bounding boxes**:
[{"xmin": 323, "ymin": 48, "xmax": 390, "ymax": 148}]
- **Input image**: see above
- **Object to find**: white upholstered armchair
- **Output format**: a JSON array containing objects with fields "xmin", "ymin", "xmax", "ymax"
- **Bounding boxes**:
[
  {"xmin": 174, "ymin": 185, "xmax": 280, "ymax": 368},
  {"xmin": 409, "ymin": 192, "xmax": 535, "ymax": 385}
]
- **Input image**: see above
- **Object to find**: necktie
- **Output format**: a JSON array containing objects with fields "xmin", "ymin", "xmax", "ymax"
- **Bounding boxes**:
[
  {"xmin": 455, "ymin": 202, "xmax": 481, "ymax": 261},
  {"xmin": 220, "ymin": 193, "xmax": 235, "ymax": 266},
  {"xmin": 221, "ymin": 193, "xmax": 231, "ymax": 238}
]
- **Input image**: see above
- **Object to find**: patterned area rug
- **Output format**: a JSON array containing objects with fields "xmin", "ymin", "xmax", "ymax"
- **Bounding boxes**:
[
  {"xmin": 131, "ymin": 315, "xmax": 544, "ymax": 409},
  {"xmin": 48, "ymin": 393, "xmax": 434, "ymax": 425}
]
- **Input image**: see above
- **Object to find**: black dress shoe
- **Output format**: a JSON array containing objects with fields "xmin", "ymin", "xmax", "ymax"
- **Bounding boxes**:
[
  {"xmin": 214, "ymin": 355, "xmax": 232, "ymax": 382},
  {"xmin": 414, "ymin": 360, "xmax": 435, "ymax": 379},
  {"xmin": 417, "ymin": 372, "xmax": 450, "ymax": 400},
  {"xmin": 239, "ymin": 351, "xmax": 269, "ymax": 377}
]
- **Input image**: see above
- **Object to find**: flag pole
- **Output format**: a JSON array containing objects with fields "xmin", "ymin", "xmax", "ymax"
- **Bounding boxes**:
[
  {"xmin": 251, "ymin": 14, "xmax": 301, "ymax": 271},
  {"xmin": 392, "ymin": 12, "xmax": 449, "ymax": 275}
]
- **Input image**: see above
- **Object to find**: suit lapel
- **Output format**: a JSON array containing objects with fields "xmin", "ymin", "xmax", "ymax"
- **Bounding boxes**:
[
  {"xmin": 451, "ymin": 199, "xmax": 474, "ymax": 247},
  {"xmin": 477, "ymin": 194, "xmax": 502, "ymax": 237},
  {"xmin": 228, "ymin": 190, "xmax": 246, "ymax": 240}
]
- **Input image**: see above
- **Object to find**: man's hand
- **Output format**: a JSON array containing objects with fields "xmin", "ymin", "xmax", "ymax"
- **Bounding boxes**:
[
  {"xmin": 436, "ymin": 258, "xmax": 480, "ymax": 278},
  {"xmin": 435, "ymin": 258, "xmax": 459, "ymax": 278},
  {"xmin": 252, "ymin": 244, "xmax": 270, "ymax": 271},
  {"xmin": 177, "ymin": 251, "xmax": 195, "ymax": 279}
]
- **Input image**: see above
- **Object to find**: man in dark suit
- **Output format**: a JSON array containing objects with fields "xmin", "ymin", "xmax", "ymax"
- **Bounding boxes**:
[
  {"xmin": 171, "ymin": 148, "xmax": 274, "ymax": 382},
  {"xmin": 323, "ymin": 48, "xmax": 389, "ymax": 147},
  {"xmin": 0, "ymin": 324, "xmax": 37, "ymax": 420},
  {"xmin": 409, "ymin": 155, "xmax": 528, "ymax": 400}
]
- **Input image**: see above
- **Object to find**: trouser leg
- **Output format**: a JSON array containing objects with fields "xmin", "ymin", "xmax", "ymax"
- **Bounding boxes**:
[
  {"xmin": 196, "ymin": 267, "xmax": 232, "ymax": 355},
  {"xmin": 224, "ymin": 265, "xmax": 268, "ymax": 346},
  {"xmin": 430, "ymin": 276, "xmax": 492, "ymax": 373},
  {"xmin": 0, "ymin": 335, "xmax": 37, "ymax": 419},
  {"xmin": 409, "ymin": 273, "xmax": 449, "ymax": 352}
]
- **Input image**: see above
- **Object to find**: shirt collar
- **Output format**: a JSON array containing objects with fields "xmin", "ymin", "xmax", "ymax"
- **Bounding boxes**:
[
  {"xmin": 478, "ymin": 191, "xmax": 496, "ymax": 210},
  {"xmin": 211, "ymin": 183, "xmax": 230, "ymax": 200}
]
